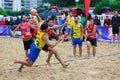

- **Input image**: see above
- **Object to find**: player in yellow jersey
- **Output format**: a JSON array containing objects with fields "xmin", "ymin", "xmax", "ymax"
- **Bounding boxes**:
[
  {"xmin": 71, "ymin": 15, "xmax": 84, "ymax": 57},
  {"xmin": 11, "ymin": 23, "xmax": 69, "ymax": 72},
  {"xmin": 63, "ymin": 12, "xmax": 75, "ymax": 42}
]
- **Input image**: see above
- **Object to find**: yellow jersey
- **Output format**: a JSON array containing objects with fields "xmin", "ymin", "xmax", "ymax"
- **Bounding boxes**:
[
  {"xmin": 67, "ymin": 17, "xmax": 74, "ymax": 28},
  {"xmin": 35, "ymin": 18, "xmax": 39, "ymax": 26},
  {"xmin": 72, "ymin": 23, "xmax": 82, "ymax": 38},
  {"xmin": 34, "ymin": 31, "xmax": 48, "ymax": 49}
]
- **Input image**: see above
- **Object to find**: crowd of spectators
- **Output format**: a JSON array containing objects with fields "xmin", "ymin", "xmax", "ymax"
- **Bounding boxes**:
[
  {"xmin": 0, "ymin": 17, "xmax": 21, "ymax": 26},
  {"xmin": 93, "ymin": 15, "xmax": 112, "ymax": 27},
  {"xmin": 0, "ymin": 16, "xmax": 22, "ymax": 30},
  {"xmin": 0, "ymin": 10, "xmax": 118, "ymax": 30}
]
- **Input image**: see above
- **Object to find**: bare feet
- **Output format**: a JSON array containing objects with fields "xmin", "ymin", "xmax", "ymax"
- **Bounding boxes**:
[
  {"xmin": 79, "ymin": 55, "xmax": 82, "ymax": 58},
  {"xmin": 74, "ymin": 55, "xmax": 77, "ymax": 58},
  {"xmin": 46, "ymin": 60, "xmax": 51, "ymax": 67},
  {"xmin": 9, "ymin": 59, "xmax": 17, "ymax": 66},
  {"xmin": 18, "ymin": 65, "xmax": 24, "ymax": 72},
  {"xmin": 18, "ymin": 67, "xmax": 22, "ymax": 72},
  {"xmin": 62, "ymin": 38, "xmax": 65, "ymax": 43},
  {"xmin": 62, "ymin": 63, "xmax": 70, "ymax": 68}
]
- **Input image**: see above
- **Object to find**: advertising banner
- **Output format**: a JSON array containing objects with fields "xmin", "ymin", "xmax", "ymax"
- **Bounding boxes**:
[
  {"xmin": 97, "ymin": 26, "xmax": 113, "ymax": 42},
  {"xmin": 0, "ymin": 26, "xmax": 11, "ymax": 37}
]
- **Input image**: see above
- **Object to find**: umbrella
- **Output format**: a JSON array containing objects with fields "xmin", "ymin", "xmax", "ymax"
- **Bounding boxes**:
[
  {"xmin": 100, "ymin": 6, "xmax": 111, "ymax": 10},
  {"xmin": 45, "ymin": 10, "xmax": 60, "ymax": 16},
  {"xmin": 57, "ymin": 7, "xmax": 64, "ymax": 10},
  {"xmin": 37, "ymin": 7, "xmax": 46, "ymax": 12},
  {"xmin": 39, "ymin": 10, "xmax": 60, "ymax": 19},
  {"xmin": 39, "ymin": 13, "xmax": 47, "ymax": 20}
]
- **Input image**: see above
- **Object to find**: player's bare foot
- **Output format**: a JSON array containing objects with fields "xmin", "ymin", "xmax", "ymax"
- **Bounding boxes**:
[
  {"xmin": 62, "ymin": 38, "xmax": 65, "ymax": 43},
  {"xmin": 46, "ymin": 60, "xmax": 51, "ymax": 67},
  {"xmin": 62, "ymin": 63, "xmax": 70, "ymax": 68},
  {"xmin": 18, "ymin": 68, "xmax": 22, "ymax": 72},
  {"xmin": 74, "ymin": 55, "xmax": 77, "ymax": 58},
  {"xmin": 9, "ymin": 59, "xmax": 17, "ymax": 66},
  {"xmin": 79, "ymin": 55, "xmax": 82, "ymax": 58}
]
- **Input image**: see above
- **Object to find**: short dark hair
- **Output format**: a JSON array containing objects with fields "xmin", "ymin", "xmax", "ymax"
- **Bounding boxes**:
[
  {"xmin": 48, "ymin": 18, "xmax": 54, "ymax": 22},
  {"xmin": 40, "ymin": 23, "xmax": 48, "ymax": 30}
]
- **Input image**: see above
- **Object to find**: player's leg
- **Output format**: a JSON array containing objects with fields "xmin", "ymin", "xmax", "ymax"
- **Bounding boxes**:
[
  {"xmin": 48, "ymin": 47, "xmax": 69, "ymax": 68},
  {"xmin": 73, "ymin": 45, "xmax": 77, "ymax": 57},
  {"xmin": 86, "ymin": 40, "xmax": 91, "ymax": 57},
  {"xmin": 92, "ymin": 46, "xmax": 96, "ymax": 56},
  {"xmin": 78, "ymin": 38, "xmax": 83, "ymax": 57},
  {"xmin": 46, "ymin": 51, "xmax": 53, "ymax": 66}
]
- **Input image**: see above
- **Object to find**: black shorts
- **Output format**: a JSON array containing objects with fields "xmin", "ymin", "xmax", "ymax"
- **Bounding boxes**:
[
  {"xmin": 23, "ymin": 38, "xmax": 34, "ymax": 50},
  {"xmin": 112, "ymin": 27, "xmax": 119, "ymax": 34},
  {"xmin": 87, "ymin": 38, "xmax": 97, "ymax": 47},
  {"xmin": 42, "ymin": 44, "xmax": 49, "ymax": 52}
]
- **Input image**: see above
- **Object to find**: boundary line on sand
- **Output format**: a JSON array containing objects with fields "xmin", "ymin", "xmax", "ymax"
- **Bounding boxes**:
[
  {"xmin": 64, "ymin": 52, "xmax": 120, "ymax": 62},
  {"xmin": 2, "ymin": 52, "xmax": 120, "ymax": 71}
]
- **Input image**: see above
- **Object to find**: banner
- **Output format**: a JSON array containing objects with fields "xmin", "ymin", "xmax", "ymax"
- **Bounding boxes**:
[
  {"xmin": 0, "ymin": 26, "xmax": 12, "ymax": 37},
  {"xmin": 96, "ymin": 26, "xmax": 113, "ymax": 42},
  {"xmin": 84, "ymin": 0, "xmax": 90, "ymax": 20}
]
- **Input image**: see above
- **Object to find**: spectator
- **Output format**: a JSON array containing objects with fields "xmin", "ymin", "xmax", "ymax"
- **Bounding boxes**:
[
  {"xmin": 58, "ymin": 16, "xmax": 64, "ymax": 26},
  {"xmin": 55, "ymin": 18, "xmax": 58, "ymax": 25},
  {"xmin": 5, "ymin": 18, "xmax": 10, "ymax": 25},
  {"xmin": 15, "ymin": 16, "xmax": 21, "ymax": 25},
  {"xmin": 103, "ymin": 16, "xmax": 111, "ymax": 27},
  {"xmin": 58, "ymin": 16, "xmax": 66, "ymax": 35},
  {"xmin": 79, "ymin": 13, "xmax": 86, "ymax": 29},
  {"xmin": 79, "ymin": 13, "xmax": 87, "ymax": 42},
  {"xmin": 0, "ymin": 18, "xmax": 6, "ymax": 26},
  {"xmin": 62, "ymin": 17, "xmax": 67, "ymax": 34},
  {"xmin": 94, "ymin": 16, "xmax": 101, "ymax": 25},
  {"xmin": 71, "ymin": 8, "xmax": 77, "ymax": 16},
  {"xmin": 111, "ymin": 11, "xmax": 120, "ymax": 43},
  {"xmin": 9, "ymin": 17, "xmax": 15, "ymax": 30}
]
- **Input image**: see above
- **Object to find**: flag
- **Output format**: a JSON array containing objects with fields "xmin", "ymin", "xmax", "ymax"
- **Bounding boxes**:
[{"xmin": 84, "ymin": 0, "xmax": 90, "ymax": 20}]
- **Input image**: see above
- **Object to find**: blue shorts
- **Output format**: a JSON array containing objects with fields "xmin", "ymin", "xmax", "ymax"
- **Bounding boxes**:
[
  {"xmin": 28, "ymin": 42, "xmax": 41, "ymax": 62},
  {"xmin": 65, "ymin": 28, "xmax": 71, "ymax": 34},
  {"xmin": 72, "ymin": 38, "xmax": 82, "ymax": 46}
]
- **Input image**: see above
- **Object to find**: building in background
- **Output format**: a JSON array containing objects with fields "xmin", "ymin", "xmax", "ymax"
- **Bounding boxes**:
[
  {"xmin": 0, "ymin": 0, "xmax": 43, "ymax": 11},
  {"xmin": 37, "ymin": 0, "xmax": 43, "ymax": 7}
]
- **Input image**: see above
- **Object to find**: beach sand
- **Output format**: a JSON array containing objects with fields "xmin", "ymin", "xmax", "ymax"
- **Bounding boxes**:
[{"xmin": 0, "ymin": 37, "xmax": 120, "ymax": 80}]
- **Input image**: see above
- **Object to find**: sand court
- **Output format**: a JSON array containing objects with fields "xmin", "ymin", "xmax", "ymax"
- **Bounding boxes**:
[{"xmin": 0, "ymin": 37, "xmax": 120, "ymax": 80}]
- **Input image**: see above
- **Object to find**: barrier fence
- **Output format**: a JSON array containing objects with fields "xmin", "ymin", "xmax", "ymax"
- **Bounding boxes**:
[{"xmin": 0, "ymin": 25, "xmax": 117, "ymax": 42}]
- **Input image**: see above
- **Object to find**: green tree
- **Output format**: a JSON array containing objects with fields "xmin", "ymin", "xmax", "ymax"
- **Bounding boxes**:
[
  {"xmin": 94, "ymin": 0, "xmax": 120, "ymax": 14},
  {"xmin": 0, "ymin": 8, "xmax": 30, "ymax": 16},
  {"xmin": 43, "ymin": 0, "xmax": 76, "ymax": 7},
  {"xmin": 43, "ymin": 0, "xmax": 102, "ymax": 7},
  {"xmin": 79, "ymin": 0, "xmax": 102, "ymax": 7},
  {"xmin": 6, "ymin": 10, "xmax": 21, "ymax": 16},
  {"xmin": 0, "ymin": 8, "xmax": 7, "ymax": 16}
]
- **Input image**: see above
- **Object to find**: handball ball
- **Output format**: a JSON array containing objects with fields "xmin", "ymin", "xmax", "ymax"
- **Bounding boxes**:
[{"xmin": 31, "ymin": 9, "xmax": 37, "ymax": 16}]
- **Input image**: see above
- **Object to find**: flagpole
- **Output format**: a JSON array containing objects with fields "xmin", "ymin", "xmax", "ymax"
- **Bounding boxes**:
[{"xmin": 75, "ymin": 0, "xmax": 79, "ymax": 8}]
